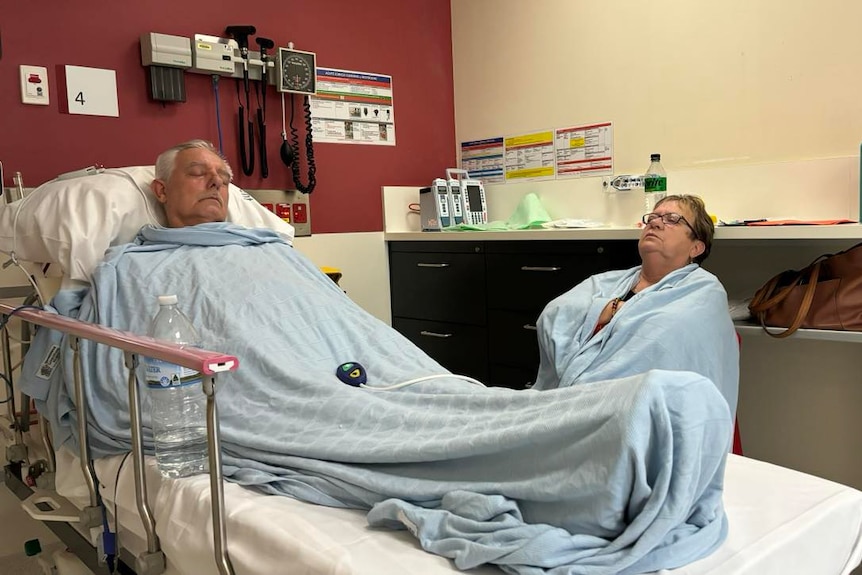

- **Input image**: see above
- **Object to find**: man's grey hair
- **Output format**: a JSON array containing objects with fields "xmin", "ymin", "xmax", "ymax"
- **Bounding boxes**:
[{"xmin": 154, "ymin": 139, "xmax": 234, "ymax": 182}]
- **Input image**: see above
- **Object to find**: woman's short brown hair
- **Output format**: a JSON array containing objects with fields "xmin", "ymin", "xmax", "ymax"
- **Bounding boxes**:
[{"xmin": 654, "ymin": 194, "xmax": 714, "ymax": 264}]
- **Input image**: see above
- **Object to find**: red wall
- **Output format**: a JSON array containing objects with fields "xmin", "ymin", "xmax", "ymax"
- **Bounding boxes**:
[{"xmin": 0, "ymin": 1, "xmax": 456, "ymax": 233}]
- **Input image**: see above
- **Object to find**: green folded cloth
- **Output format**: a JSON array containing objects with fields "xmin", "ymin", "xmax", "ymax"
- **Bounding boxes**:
[{"xmin": 445, "ymin": 192, "xmax": 551, "ymax": 231}]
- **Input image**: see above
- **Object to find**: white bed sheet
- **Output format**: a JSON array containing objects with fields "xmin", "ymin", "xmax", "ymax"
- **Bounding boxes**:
[{"xmin": 53, "ymin": 448, "xmax": 862, "ymax": 575}]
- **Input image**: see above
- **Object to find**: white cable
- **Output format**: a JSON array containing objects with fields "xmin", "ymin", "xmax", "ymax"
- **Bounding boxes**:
[
  {"xmin": 102, "ymin": 168, "xmax": 165, "ymax": 228},
  {"xmin": 3, "ymin": 167, "xmax": 165, "ymax": 310},
  {"xmin": 1, "ymin": 173, "xmax": 47, "ymax": 306},
  {"xmin": 281, "ymin": 92, "xmax": 287, "ymax": 140},
  {"xmin": 3, "ymin": 330, "xmax": 31, "ymax": 346},
  {"xmin": 0, "ymin": 251, "xmax": 45, "ymax": 307},
  {"xmin": 360, "ymin": 373, "xmax": 486, "ymax": 392}
]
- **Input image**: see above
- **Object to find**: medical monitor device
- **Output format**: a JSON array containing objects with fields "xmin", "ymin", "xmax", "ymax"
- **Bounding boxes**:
[
  {"xmin": 460, "ymin": 179, "xmax": 488, "ymax": 225},
  {"xmin": 420, "ymin": 180, "xmax": 452, "ymax": 231},
  {"xmin": 191, "ymin": 34, "xmax": 239, "ymax": 76},
  {"xmin": 445, "ymin": 168, "xmax": 487, "ymax": 226},
  {"xmin": 446, "ymin": 179, "xmax": 464, "ymax": 225}
]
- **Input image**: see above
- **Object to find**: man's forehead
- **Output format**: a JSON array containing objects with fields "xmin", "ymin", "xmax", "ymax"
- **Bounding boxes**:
[{"xmin": 176, "ymin": 149, "xmax": 227, "ymax": 171}]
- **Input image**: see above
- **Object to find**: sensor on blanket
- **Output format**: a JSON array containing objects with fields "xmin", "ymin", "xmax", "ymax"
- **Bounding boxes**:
[{"xmin": 336, "ymin": 362, "xmax": 367, "ymax": 386}]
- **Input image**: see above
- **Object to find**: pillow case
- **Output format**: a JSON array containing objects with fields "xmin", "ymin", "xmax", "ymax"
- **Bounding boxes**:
[{"xmin": 0, "ymin": 166, "xmax": 295, "ymax": 283}]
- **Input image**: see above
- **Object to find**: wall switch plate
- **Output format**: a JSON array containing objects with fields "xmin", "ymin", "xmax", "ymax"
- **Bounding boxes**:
[
  {"xmin": 20, "ymin": 65, "xmax": 49, "ymax": 105},
  {"xmin": 244, "ymin": 188, "xmax": 311, "ymax": 237}
]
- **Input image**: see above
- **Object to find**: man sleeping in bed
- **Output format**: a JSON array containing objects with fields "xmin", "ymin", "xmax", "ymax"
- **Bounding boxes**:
[{"xmin": 21, "ymin": 139, "xmax": 736, "ymax": 575}]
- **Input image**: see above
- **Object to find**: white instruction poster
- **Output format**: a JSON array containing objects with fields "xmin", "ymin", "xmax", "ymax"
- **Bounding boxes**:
[
  {"xmin": 309, "ymin": 67, "xmax": 395, "ymax": 145},
  {"xmin": 460, "ymin": 137, "xmax": 505, "ymax": 183},
  {"xmin": 555, "ymin": 122, "xmax": 613, "ymax": 178},
  {"xmin": 504, "ymin": 131, "xmax": 556, "ymax": 182}
]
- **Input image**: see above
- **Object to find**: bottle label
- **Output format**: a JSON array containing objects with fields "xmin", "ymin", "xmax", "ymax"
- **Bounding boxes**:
[
  {"xmin": 644, "ymin": 176, "xmax": 667, "ymax": 193},
  {"xmin": 145, "ymin": 358, "xmax": 202, "ymax": 389}
]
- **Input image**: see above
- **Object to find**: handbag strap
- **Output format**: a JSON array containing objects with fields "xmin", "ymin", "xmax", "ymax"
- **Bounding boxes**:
[
  {"xmin": 756, "ymin": 260, "xmax": 821, "ymax": 338},
  {"xmin": 749, "ymin": 271, "xmax": 798, "ymax": 313}
]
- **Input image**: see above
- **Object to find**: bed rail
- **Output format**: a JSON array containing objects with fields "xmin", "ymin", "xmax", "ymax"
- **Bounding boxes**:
[{"xmin": 0, "ymin": 303, "xmax": 239, "ymax": 575}]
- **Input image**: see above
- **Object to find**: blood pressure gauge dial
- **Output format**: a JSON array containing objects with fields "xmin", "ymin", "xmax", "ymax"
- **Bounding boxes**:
[{"xmin": 277, "ymin": 47, "xmax": 317, "ymax": 95}]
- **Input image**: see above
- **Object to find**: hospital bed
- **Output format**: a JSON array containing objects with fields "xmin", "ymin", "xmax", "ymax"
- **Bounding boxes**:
[
  {"xmin": 0, "ymin": 167, "xmax": 861, "ymax": 575},
  {"xmin": 2, "ymin": 300, "xmax": 861, "ymax": 575}
]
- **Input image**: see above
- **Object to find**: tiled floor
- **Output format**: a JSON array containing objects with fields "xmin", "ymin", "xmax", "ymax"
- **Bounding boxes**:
[
  {"xmin": 0, "ymin": 427, "xmax": 95, "ymax": 574},
  {"xmin": 0, "ymin": 478, "xmax": 61, "ymax": 556}
]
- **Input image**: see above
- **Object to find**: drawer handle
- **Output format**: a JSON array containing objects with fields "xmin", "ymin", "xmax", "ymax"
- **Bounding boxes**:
[
  {"xmin": 417, "ymin": 263, "xmax": 451, "ymax": 268},
  {"xmin": 420, "ymin": 330, "xmax": 453, "ymax": 338},
  {"xmin": 521, "ymin": 266, "xmax": 561, "ymax": 272},
  {"xmin": 522, "ymin": 324, "xmax": 538, "ymax": 331}
]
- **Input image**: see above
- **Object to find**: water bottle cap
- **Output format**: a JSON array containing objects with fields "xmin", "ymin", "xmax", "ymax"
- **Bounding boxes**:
[
  {"xmin": 158, "ymin": 295, "xmax": 178, "ymax": 306},
  {"xmin": 24, "ymin": 538, "xmax": 42, "ymax": 557},
  {"xmin": 650, "ymin": 153, "xmax": 661, "ymax": 161}
]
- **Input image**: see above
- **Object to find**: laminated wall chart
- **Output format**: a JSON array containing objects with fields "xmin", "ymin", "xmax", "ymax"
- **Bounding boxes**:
[
  {"xmin": 461, "ymin": 122, "xmax": 613, "ymax": 182},
  {"xmin": 460, "ymin": 138, "xmax": 505, "ymax": 183},
  {"xmin": 310, "ymin": 68, "xmax": 395, "ymax": 145}
]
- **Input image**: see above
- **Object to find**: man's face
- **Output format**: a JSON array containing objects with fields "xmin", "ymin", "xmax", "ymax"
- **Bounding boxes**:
[{"xmin": 152, "ymin": 148, "xmax": 231, "ymax": 228}]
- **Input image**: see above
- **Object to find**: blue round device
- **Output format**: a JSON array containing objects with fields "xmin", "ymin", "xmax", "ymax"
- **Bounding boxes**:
[{"xmin": 336, "ymin": 362, "xmax": 367, "ymax": 387}]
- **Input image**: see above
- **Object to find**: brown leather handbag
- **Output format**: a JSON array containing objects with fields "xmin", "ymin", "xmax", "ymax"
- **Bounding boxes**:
[{"xmin": 748, "ymin": 241, "xmax": 862, "ymax": 338}]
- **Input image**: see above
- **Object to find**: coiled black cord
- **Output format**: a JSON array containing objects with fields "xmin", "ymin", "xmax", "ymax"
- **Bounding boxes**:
[{"xmin": 288, "ymin": 95, "xmax": 317, "ymax": 194}]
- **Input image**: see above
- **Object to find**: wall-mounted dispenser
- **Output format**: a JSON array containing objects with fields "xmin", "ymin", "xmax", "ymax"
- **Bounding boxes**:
[{"xmin": 140, "ymin": 33, "xmax": 192, "ymax": 102}]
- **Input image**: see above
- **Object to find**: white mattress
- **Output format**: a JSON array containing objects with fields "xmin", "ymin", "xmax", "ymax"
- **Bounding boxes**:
[{"xmin": 52, "ymin": 449, "xmax": 862, "ymax": 575}]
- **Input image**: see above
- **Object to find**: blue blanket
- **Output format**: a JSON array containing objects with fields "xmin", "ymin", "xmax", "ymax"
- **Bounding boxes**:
[
  {"xmin": 534, "ymin": 266, "xmax": 740, "ymax": 417},
  {"xmin": 21, "ymin": 223, "xmax": 732, "ymax": 574}
]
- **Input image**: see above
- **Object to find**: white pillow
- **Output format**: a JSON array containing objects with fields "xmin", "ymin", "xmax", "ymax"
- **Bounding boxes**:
[{"xmin": 0, "ymin": 166, "xmax": 295, "ymax": 283}]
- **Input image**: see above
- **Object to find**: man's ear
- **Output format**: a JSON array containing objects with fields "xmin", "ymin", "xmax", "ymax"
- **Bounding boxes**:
[{"xmin": 151, "ymin": 179, "xmax": 168, "ymax": 204}]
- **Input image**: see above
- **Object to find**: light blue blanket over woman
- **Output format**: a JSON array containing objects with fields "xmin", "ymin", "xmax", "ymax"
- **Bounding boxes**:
[
  {"xmin": 534, "ymin": 265, "xmax": 739, "ymax": 417},
  {"xmin": 21, "ymin": 223, "xmax": 734, "ymax": 575}
]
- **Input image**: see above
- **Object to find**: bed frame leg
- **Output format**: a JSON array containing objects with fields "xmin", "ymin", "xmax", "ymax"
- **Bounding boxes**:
[
  {"xmin": 204, "ymin": 374, "xmax": 235, "ymax": 575},
  {"xmin": 125, "ymin": 352, "xmax": 166, "ymax": 573},
  {"xmin": 135, "ymin": 550, "xmax": 167, "ymax": 575}
]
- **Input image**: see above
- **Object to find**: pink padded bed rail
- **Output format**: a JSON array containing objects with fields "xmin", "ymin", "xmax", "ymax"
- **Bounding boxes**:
[
  {"xmin": 0, "ymin": 303, "xmax": 238, "ymax": 375},
  {"xmin": 0, "ymin": 301, "xmax": 240, "ymax": 574}
]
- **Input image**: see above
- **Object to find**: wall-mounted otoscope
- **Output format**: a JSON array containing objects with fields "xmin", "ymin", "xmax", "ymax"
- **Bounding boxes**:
[
  {"xmin": 255, "ymin": 37, "xmax": 275, "ymax": 179},
  {"xmin": 225, "ymin": 25, "xmax": 257, "ymax": 176}
]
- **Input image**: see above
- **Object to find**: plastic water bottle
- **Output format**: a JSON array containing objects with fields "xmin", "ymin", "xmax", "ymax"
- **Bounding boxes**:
[
  {"xmin": 644, "ymin": 153, "xmax": 667, "ymax": 213},
  {"xmin": 144, "ymin": 295, "xmax": 208, "ymax": 478},
  {"xmin": 24, "ymin": 539, "xmax": 53, "ymax": 574}
]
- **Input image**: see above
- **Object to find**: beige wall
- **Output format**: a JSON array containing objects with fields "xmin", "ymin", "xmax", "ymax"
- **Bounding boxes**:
[
  {"xmin": 294, "ymin": 233, "xmax": 392, "ymax": 325},
  {"xmin": 452, "ymin": 0, "xmax": 862, "ymax": 491},
  {"xmin": 452, "ymin": 0, "xmax": 862, "ymax": 171}
]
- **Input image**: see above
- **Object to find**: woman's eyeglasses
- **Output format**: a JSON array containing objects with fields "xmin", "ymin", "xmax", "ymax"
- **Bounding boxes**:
[{"xmin": 642, "ymin": 212, "xmax": 698, "ymax": 238}]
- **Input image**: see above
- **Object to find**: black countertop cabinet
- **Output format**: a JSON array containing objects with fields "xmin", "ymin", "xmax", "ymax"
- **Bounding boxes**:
[{"xmin": 388, "ymin": 239, "xmax": 639, "ymax": 389}]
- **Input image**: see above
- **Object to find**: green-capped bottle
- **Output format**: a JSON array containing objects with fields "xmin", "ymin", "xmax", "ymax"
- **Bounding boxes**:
[{"xmin": 644, "ymin": 153, "xmax": 667, "ymax": 213}]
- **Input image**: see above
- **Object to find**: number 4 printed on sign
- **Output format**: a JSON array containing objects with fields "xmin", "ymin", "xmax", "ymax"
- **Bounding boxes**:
[{"xmin": 64, "ymin": 65, "xmax": 118, "ymax": 117}]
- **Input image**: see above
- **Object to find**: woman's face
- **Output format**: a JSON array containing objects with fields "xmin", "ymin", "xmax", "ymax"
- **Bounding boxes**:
[{"xmin": 638, "ymin": 200, "xmax": 704, "ymax": 269}]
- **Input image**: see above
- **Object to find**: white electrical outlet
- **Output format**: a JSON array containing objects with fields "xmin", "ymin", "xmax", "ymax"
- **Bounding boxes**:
[
  {"xmin": 20, "ymin": 65, "xmax": 50, "ymax": 105},
  {"xmin": 605, "ymin": 175, "xmax": 644, "ymax": 191}
]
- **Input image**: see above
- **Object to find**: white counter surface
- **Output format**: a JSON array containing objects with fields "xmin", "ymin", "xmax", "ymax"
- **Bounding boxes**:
[{"xmin": 385, "ymin": 224, "xmax": 862, "ymax": 242}]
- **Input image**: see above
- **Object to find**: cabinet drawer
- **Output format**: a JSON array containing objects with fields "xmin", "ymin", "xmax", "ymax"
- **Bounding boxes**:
[
  {"xmin": 486, "ymin": 252, "xmax": 601, "ymax": 313},
  {"xmin": 486, "ymin": 241, "xmax": 639, "ymax": 312},
  {"xmin": 393, "ymin": 317, "xmax": 488, "ymax": 383},
  {"xmin": 390, "ymin": 252, "xmax": 486, "ymax": 325},
  {"xmin": 488, "ymin": 364, "xmax": 537, "ymax": 390},
  {"xmin": 488, "ymin": 310, "xmax": 541, "ymax": 369}
]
